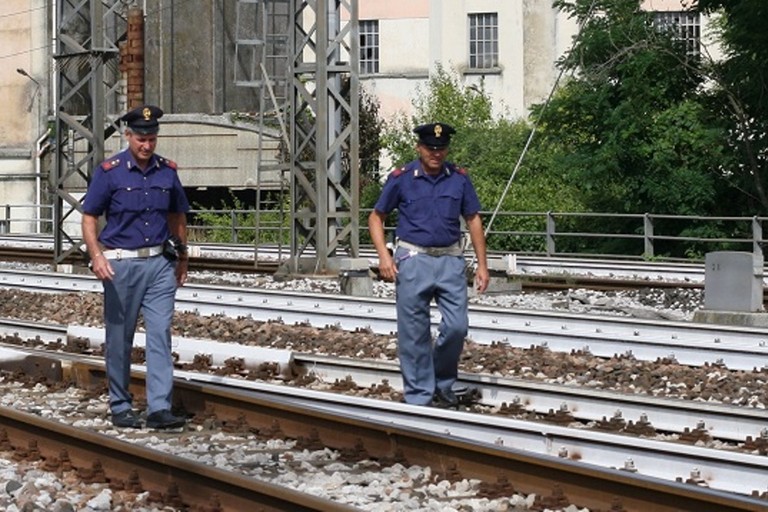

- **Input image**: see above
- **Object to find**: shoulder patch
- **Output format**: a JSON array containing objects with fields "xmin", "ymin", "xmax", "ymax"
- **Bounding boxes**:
[
  {"xmin": 391, "ymin": 166, "xmax": 406, "ymax": 178},
  {"xmin": 159, "ymin": 157, "xmax": 178, "ymax": 170},
  {"xmin": 456, "ymin": 167, "xmax": 467, "ymax": 175},
  {"xmin": 101, "ymin": 158, "xmax": 120, "ymax": 171}
]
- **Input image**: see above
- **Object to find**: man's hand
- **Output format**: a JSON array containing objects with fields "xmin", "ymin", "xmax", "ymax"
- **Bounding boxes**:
[
  {"xmin": 377, "ymin": 253, "xmax": 397, "ymax": 282},
  {"xmin": 474, "ymin": 264, "xmax": 490, "ymax": 294},
  {"xmin": 90, "ymin": 253, "xmax": 114, "ymax": 281},
  {"xmin": 176, "ymin": 258, "xmax": 188, "ymax": 287}
]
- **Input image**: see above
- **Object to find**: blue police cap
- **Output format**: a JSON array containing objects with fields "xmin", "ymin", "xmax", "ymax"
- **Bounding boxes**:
[
  {"xmin": 121, "ymin": 105, "xmax": 163, "ymax": 134},
  {"xmin": 413, "ymin": 122, "xmax": 456, "ymax": 149}
]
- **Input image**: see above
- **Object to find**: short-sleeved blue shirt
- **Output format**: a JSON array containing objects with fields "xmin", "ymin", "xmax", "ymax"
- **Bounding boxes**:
[
  {"xmin": 373, "ymin": 160, "xmax": 482, "ymax": 247},
  {"xmin": 82, "ymin": 148, "xmax": 190, "ymax": 249}
]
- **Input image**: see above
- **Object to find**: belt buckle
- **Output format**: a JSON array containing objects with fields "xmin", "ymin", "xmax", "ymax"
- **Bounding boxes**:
[{"xmin": 114, "ymin": 248, "xmax": 123, "ymax": 260}]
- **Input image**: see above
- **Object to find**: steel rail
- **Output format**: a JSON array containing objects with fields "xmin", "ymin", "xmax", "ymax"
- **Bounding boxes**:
[
  {"xmin": 296, "ymin": 353, "xmax": 768, "ymax": 444},
  {"xmin": 2, "ymin": 320, "xmax": 765, "ymax": 445},
  {"xmin": 201, "ymin": 375, "xmax": 768, "ymax": 500},
  {"xmin": 0, "ymin": 236, "xmax": 722, "ymax": 282},
  {"xmin": 0, "ymin": 406, "xmax": 357, "ymax": 512}
]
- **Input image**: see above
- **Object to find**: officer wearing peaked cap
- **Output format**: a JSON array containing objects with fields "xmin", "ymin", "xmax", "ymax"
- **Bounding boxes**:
[
  {"xmin": 368, "ymin": 121, "xmax": 489, "ymax": 409},
  {"xmin": 121, "ymin": 105, "xmax": 164, "ymax": 135},
  {"xmin": 82, "ymin": 103, "xmax": 190, "ymax": 430}
]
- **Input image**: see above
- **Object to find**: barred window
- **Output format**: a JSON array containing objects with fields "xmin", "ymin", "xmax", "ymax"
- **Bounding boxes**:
[
  {"xmin": 654, "ymin": 11, "xmax": 700, "ymax": 59},
  {"xmin": 360, "ymin": 20, "xmax": 379, "ymax": 74},
  {"xmin": 469, "ymin": 12, "xmax": 498, "ymax": 69}
]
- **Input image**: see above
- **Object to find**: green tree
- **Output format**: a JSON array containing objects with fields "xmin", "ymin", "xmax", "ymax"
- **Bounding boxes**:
[
  {"xmin": 379, "ymin": 65, "xmax": 585, "ymax": 252},
  {"xmin": 541, "ymin": 0, "xmax": 731, "ymax": 216},
  {"xmin": 697, "ymin": 0, "xmax": 768, "ymax": 213},
  {"xmin": 359, "ymin": 86, "xmax": 382, "ymax": 188},
  {"xmin": 358, "ymin": 86, "xmax": 385, "ymax": 244},
  {"xmin": 381, "ymin": 64, "xmax": 495, "ymax": 166},
  {"xmin": 525, "ymin": 0, "xmax": 744, "ymax": 256}
]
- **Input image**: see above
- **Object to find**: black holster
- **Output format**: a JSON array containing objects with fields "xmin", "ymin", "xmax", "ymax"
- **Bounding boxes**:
[{"xmin": 163, "ymin": 236, "xmax": 183, "ymax": 261}]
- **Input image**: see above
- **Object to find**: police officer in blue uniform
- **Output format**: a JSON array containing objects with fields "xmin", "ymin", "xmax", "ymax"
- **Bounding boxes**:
[
  {"xmin": 82, "ymin": 105, "xmax": 190, "ymax": 429},
  {"xmin": 368, "ymin": 122, "xmax": 489, "ymax": 407}
]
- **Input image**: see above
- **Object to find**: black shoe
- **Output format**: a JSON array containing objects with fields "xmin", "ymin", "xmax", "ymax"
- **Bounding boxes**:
[
  {"xmin": 432, "ymin": 389, "xmax": 459, "ymax": 408},
  {"xmin": 112, "ymin": 409, "xmax": 142, "ymax": 428},
  {"xmin": 146, "ymin": 409, "xmax": 186, "ymax": 429}
]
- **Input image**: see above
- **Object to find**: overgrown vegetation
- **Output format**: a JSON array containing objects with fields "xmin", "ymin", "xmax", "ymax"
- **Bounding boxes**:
[
  {"xmin": 374, "ymin": 0, "xmax": 768, "ymax": 258},
  {"xmin": 190, "ymin": 192, "xmax": 290, "ymax": 245}
]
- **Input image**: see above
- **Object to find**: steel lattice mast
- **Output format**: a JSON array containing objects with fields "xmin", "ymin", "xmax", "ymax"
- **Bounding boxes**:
[
  {"xmin": 287, "ymin": 0, "xmax": 360, "ymax": 273},
  {"xmin": 51, "ymin": 1, "xmax": 360, "ymax": 273}
]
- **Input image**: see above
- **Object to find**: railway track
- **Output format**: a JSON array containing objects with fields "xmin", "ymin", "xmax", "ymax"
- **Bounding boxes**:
[
  {"xmin": 1, "ymin": 268, "xmax": 766, "ymax": 372},
  {"xmin": 1, "ymin": 319, "xmax": 768, "ymax": 500},
  {"xmin": 0, "ymin": 236, "xmax": 717, "ymax": 281},
  {"xmin": 1, "ymin": 250, "xmax": 768, "ymax": 509},
  {"xmin": 0, "ymin": 406, "xmax": 347, "ymax": 511},
  {"xmin": 1, "ymin": 344, "xmax": 765, "ymax": 511},
  {"xmin": 6, "ymin": 236, "xmax": 768, "ymax": 302},
  {"xmin": 6, "ymin": 318, "xmax": 766, "ymax": 446},
  {"xmin": 5, "ymin": 240, "xmax": 768, "ymax": 314}
]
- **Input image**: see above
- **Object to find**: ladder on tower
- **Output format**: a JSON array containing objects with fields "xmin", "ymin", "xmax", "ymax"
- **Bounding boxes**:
[{"xmin": 234, "ymin": 0, "xmax": 292, "ymax": 262}]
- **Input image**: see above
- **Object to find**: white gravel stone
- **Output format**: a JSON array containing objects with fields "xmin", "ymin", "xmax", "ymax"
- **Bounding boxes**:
[{"xmin": 86, "ymin": 488, "xmax": 113, "ymax": 510}]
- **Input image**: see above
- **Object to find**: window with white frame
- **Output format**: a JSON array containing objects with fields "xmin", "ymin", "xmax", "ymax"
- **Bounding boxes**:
[
  {"xmin": 653, "ymin": 11, "xmax": 700, "ymax": 59},
  {"xmin": 360, "ymin": 20, "xmax": 379, "ymax": 74},
  {"xmin": 469, "ymin": 12, "xmax": 498, "ymax": 69}
]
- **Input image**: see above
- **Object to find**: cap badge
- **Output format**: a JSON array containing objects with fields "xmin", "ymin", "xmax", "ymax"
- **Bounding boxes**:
[
  {"xmin": 142, "ymin": 107, "xmax": 152, "ymax": 121},
  {"xmin": 434, "ymin": 124, "xmax": 443, "ymax": 138}
]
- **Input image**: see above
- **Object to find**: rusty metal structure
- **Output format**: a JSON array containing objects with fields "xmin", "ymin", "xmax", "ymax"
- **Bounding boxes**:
[{"xmin": 51, "ymin": 0, "xmax": 360, "ymax": 274}]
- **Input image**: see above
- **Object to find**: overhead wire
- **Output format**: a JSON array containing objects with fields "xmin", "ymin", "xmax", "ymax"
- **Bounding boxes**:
[
  {"xmin": 480, "ymin": 0, "xmax": 599, "ymax": 242},
  {"xmin": 0, "ymin": 0, "xmax": 200, "ymax": 61},
  {"xmin": 0, "ymin": 4, "xmax": 46, "ymax": 19}
]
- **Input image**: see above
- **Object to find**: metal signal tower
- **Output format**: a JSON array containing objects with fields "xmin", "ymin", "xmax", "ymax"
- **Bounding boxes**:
[
  {"xmin": 287, "ymin": 0, "xmax": 360, "ymax": 273},
  {"xmin": 51, "ymin": 0, "xmax": 360, "ymax": 274},
  {"xmin": 52, "ymin": 0, "xmax": 125, "ymax": 268}
]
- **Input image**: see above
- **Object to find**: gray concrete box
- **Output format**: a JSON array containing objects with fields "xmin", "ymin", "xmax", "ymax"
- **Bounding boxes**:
[
  {"xmin": 338, "ymin": 258, "xmax": 374, "ymax": 297},
  {"xmin": 704, "ymin": 251, "xmax": 763, "ymax": 312}
]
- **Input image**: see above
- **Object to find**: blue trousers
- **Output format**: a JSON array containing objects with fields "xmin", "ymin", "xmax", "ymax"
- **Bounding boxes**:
[
  {"xmin": 394, "ymin": 247, "xmax": 468, "ymax": 405},
  {"xmin": 102, "ymin": 255, "xmax": 177, "ymax": 415}
]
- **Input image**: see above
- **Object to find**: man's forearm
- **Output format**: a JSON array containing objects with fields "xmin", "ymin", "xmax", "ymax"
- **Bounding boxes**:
[
  {"xmin": 167, "ymin": 213, "xmax": 187, "ymax": 242},
  {"xmin": 81, "ymin": 214, "xmax": 102, "ymax": 259},
  {"xmin": 466, "ymin": 214, "xmax": 488, "ymax": 267},
  {"xmin": 368, "ymin": 211, "xmax": 389, "ymax": 257}
]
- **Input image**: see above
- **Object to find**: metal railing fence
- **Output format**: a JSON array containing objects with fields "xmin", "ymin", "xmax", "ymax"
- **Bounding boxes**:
[
  {"xmin": 1, "ymin": 204, "xmax": 765, "ymax": 262},
  {"xmin": 0, "ymin": 204, "xmax": 55, "ymax": 235}
]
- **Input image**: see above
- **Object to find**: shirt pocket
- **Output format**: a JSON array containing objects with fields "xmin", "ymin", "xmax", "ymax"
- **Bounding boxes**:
[
  {"xmin": 111, "ymin": 186, "xmax": 143, "ymax": 213},
  {"xmin": 436, "ymin": 191, "xmax": 461, "ymax": 220},
  {"xmin": 400, "ymin": 192, "xmax": 434, "ymax": 222},
  {"xmin": 149, "ymin": 182, "xmax": 173, "ymax": 211}
]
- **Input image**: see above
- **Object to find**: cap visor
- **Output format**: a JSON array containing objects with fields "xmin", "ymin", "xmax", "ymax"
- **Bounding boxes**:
[{"xmin": 130, "ymin": 126, "xmax": 159, "ymax": 135}]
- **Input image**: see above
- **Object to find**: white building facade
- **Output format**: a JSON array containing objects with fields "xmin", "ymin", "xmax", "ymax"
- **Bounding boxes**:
[{"xmin": 357, "ymin": 0, "xmax": 718, "ymax": 121}]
